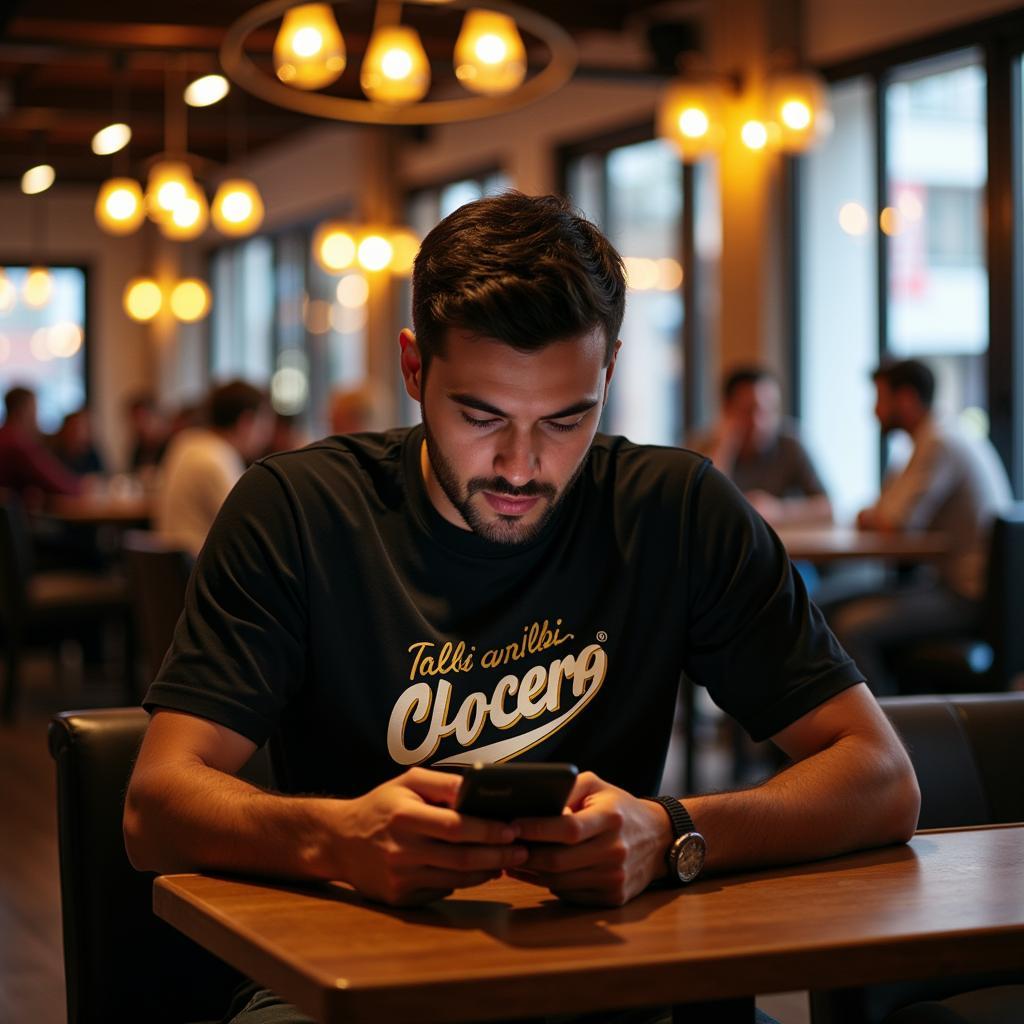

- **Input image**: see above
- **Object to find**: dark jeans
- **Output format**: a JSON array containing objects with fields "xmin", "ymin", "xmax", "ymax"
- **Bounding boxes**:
[{"xmin": 218, "ymin": 981, "xmax": 782, "ymax": 1024}]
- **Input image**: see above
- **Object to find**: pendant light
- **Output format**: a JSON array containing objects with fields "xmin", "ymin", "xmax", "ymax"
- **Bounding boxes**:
[
  {"xmin": 767, "ymin": 69, "xmax": 830, "ymax": 153},
  {"xmin": 313, "ymin": 221, "xmax": 358, "ymax": 273},
  {"xmin": 656, "ymin": 72, "xmax": 727, "ymax": 163},
  {"xmin": 453, "ymin": 10, "xmax": 526, "ymax": 97},
  {"xmin": 274, "ymin": 3, "xmax": 346, "ymax": 89},
  {"xmin": 361, "ymin": 24, "xmax": 430, "ymax": 104},
  {"xmin": 124, "ymin": 278, "xmax": 163, "ymax": 322},
  {"xmin": 211, "ymin": 179, "xmax": 265, "ymax": 237},
  {"xmin": 170, "ymin": 279, "xmax": 212, "ymax": 322},
  {"xmin": 95, "ymin": 177, "xmax": 146, "ymax": 235},
  {"xmin": 159, "ymin": 177, "xmax": 209, "ymax": 240}
]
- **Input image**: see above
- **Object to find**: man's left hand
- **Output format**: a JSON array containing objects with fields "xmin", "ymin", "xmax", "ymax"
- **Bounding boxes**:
[{"xmin": 507, "ymin": 771, "xmax": 671, "ymax": 906}]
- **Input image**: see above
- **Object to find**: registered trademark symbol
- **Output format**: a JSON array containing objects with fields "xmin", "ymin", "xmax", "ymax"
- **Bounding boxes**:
[{"xmin": 596, "ymin": 630, "xmax": 608, "ymax": 642}]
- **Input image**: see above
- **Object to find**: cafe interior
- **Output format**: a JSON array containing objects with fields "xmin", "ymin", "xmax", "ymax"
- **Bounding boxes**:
[{"xmin": 1, "ymin": 0, "xmax": 1024, "ymax": 1022}]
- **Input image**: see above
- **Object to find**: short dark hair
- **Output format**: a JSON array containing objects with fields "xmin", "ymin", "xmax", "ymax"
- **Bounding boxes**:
[
  {"xmin": 722, "ymin": 365, "xmax": 775, "ymax": 402},
  {"xmin": 4, "ymin": 386, "xmax": 35, "ymax": 420},
  {"xmin": 412, "ymin": 191, "xmax": 626, "ymax": 369},
  {"xmin": 209, "ymin": 380, "xmax": 266, "ymax": 430},
  {"xmin": 872, "ymin": 358, "xmax": 935, "ymax": 409}
]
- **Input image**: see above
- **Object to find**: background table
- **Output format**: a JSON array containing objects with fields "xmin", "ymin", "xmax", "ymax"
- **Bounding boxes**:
[
  {"xmin": 154, "ymin": 825, "xmax": 1024, "ymax": 1024},
  {"xmin": 776, "ymin": 525, "xmax": 949, "ymax": 564},
  {"xmin": 45, "ymin": 494, "xmax": 152, "ymax": 527}
]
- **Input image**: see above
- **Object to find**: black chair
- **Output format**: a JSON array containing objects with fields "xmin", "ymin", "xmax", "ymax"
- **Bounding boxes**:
[
  {"xmin": 122, "ymin": 531, "xmax": 194, "ymax": 684},
  {"xmin": 810, "ymin": 693, "xmax": 1024, "ymax": 1024},
  {"xmin": 893, "ymin": 507, "xmax": 1024, "ymax": 693},
  {"xmin": 49, "ymin": 707, "xmax": 274, "ymax": 1024},
  {"xmin": 0, "ymin": 495, "xmax": 134, "ymax": 719}
]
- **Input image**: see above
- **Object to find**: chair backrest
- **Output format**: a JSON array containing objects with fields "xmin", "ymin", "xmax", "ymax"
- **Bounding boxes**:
[
  {"xmin": 984, "ymin": 505, "xmax": 1024, "ymax": 686},
  {"xmin": 49, "ymin": 707, "xmax": 273, "ymax": 1024},
  {"xmin": 0, "ymin": 493, "xmax": 32, "ymax": 628},
  {"xmin": 810, "ymin": 692, "xmax": 1024, "ymax": 1024},
  {"xmin": 121, "ymin": 531, "xmax": 194, "ymax": 683}
]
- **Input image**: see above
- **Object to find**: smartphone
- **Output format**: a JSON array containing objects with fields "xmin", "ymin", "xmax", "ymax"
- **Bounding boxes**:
[{"xmin": 454, "ymin": 762, "xmax": 578, "ymax": 821}]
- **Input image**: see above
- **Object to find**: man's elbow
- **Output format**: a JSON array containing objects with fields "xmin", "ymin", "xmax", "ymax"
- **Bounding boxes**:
[
  {"xmin": 123, "ymin": 778, "xmax": 164, "ymax": 873},
  {"xmin": 885, "ymin": 751, "xmax": 922, "ymax": 844}
]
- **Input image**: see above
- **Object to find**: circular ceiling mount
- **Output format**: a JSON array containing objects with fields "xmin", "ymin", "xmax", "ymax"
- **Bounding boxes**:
[{"xmin": 220, "ymin": 0, "xmax": 578, "ymax": 126}]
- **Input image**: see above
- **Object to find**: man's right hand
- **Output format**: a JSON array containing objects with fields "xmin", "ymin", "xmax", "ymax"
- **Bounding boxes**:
[{"xmin": 334, "ymin": 768, "xmax": 529, "ymax": 906}]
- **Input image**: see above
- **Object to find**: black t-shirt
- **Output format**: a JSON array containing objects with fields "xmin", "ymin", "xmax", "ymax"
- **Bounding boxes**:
[{"xmin": 145, "ymin": 426, "xmax": 862, "ymax": 798}]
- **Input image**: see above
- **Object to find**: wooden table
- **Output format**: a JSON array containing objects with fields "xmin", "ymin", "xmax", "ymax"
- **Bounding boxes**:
[
  {"xmin": 776, "ymin": 525, "xmax": 949, "ymax": 564},
  {"xmin": 154, "ymin": 825, "xmax": 1024, "ymax": 1024},
  {"xmin": 45, "ymin": 493, "xmax": 153, "ymax": 527}
]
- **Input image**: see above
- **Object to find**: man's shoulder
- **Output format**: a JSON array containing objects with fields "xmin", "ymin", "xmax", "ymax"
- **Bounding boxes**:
[{"xmin": 587, "ymin": 434, "xmax": 709, "ymax": 494}]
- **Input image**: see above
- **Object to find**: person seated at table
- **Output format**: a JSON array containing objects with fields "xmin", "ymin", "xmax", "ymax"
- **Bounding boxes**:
[
  {"xmin": 825, "ymin": 358, "xmax": 1012, "ymax": 695},
  {"xmin": 124, "ymin": 392, "xmax": 169, "ymax": 473},
  {"xmin": 125, "ymin": 194, "xmax": 919, "ymax": 1024},
  {"xmin": 262, "ymin": 412, "xmax": 309, "ymax": 457},
  {"xmin": 0, "ymin": 385, "xmax": 82, "ymax": 505},
  {"xmin": 328, "ymin": 383, "xmax": 373, "ymax": 435},
  {"xmin": 154, "ymin": 380, "xmax": 274, "ymax": 557},
  {"xmin": 50, "ymin": 408, "xmax": 106, "ymax": 477},
  {"xmin": 689, "ymin": 366, "xmax": 832, "ymax": 527}
]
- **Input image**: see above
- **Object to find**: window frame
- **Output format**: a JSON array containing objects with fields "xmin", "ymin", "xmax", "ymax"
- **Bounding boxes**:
[
  {"xmin": 794, "ymin": 8, "xmax": 1024, "ymax": 497},
  {"xmin": 555, "ymin": 120, "xmax": 708, "ymax": 437}
]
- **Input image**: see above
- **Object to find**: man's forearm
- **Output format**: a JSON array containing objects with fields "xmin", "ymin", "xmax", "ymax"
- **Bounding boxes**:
[
  {"xmin": 124, "ymin": 763, "xmax": 344, "ymax": 880},
  {"xmin": 684, "ymin": 732, "xmax": 919, "ymax": 876}
]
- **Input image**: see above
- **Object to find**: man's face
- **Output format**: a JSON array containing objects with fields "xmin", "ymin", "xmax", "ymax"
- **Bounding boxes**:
[
  {"xmin": 874, "ymin": 380, "xmax": 899, "ymax": 433},
  {"xmin": 403, "ymin": 325, "xmax": 617, "ymax": 545},
  {"xmin": 727, "ymin": 378, "xmax": 781, "ymax": 452}
]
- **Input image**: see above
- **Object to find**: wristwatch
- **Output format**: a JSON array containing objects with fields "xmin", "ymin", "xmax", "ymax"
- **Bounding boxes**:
[{"xmin": 649, "ymin": 795, "xmax": 706, "ymax": 885}]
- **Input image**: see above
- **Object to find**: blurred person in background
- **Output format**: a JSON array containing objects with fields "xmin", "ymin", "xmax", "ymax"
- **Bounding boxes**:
[
  {"xmin": 264, "ymin": 412, "xmax": 309, "ymax": 457},
  {"xmin": 155, "ymin": 381, "xmax": 273, "ymax": 557},
  {"xmin": 826, "ymin": 358, "xmax": 1012, "ymax": 694},
  {"xmin": 0, "ymin": 386, "xmax": 82, "ymax": 505},
  {"xmin": 689, "ymin": 366, "xmax": 832, "ymax": 528},
  {"xmin": 328, "ymin": 385, "xmax": 372, "ymax": 436},
  {"xmin": 50, "ymin": 408, "xmax": 106, "ymax": 477},
  {"xmin": 125, "ymin": 393, "xmax": 169, "ymax": 473}
]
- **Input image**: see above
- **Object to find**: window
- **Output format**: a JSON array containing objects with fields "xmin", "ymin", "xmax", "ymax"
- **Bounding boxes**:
[
  {"xmin": 0, "ymin": 265, "xmax": 87, "ymax": 432},
  {"xmin": 210, "ymin": 220, "xmax": 369, "ymax": 434},
  {"xmin": 563, "ymin": 132, "xmax": 717, "ymax": 446},
  {"xmin": 799, "ymin": 77, "xmax": 879, "ymax": 522},
  {"xmin": 798, "ymin": 38, "xmax": 1020, "ymax": 513}
]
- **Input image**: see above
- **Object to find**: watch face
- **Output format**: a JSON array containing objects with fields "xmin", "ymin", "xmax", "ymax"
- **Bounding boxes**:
[{"xmin": 673, "ymin": 833, "xmax": 707, "ymax": 883}]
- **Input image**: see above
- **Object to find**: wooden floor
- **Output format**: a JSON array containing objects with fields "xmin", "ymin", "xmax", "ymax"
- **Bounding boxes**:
[{"xmin": 0, "ymin": 654, "xmax": 808, "ymax": 1024}]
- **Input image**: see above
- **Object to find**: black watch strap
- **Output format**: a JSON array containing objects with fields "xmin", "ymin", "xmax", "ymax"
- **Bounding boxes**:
[{"xmin": 650, "ymin": 795, "xmax": 696, "ymax": 840}]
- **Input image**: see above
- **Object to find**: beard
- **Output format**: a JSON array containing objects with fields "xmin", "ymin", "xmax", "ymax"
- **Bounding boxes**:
[{"xmin": 421, "ymin": 411, "xmax": 582, "ymax": 545}]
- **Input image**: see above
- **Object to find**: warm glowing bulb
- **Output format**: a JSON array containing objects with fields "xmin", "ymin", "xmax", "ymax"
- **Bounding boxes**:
[
  {"xmin": 0, "ymin": 273, "xmax": 16, "ymax": 314},
  {"xmin": 95, "ymin": 177, "xmax": 145, "ymax": 235},
  {"xmin": 313, "ymin": 223, "xmax": 358, "ymax": 272},
  {"xmin": 678, "ymin": 108, "xmax": 709, "ymax": 138},
  {"xmin": 656, "ymin": 258, "xmax": 684, "ymax": 291},
  {"xmin": 211, "ymin": 179, "xmax": 265, "ymax": 237},
  {"xmin": 879, "ymin": 206, "xmax": 903, "ymax": 236},
  {"xmin": 146, "ymin": 161, "xmax": 195, "ymax": 220},
  {"xmin": 454, "ymin": 10, "xmax": 526, "ymax": 96},
  {"xmin": 91, "ymin": 123, "xmax": 132, "ymax": 155},
  {"xmin": 159, "ymin": 180, "xmax": 209, "ymax": 240},
  {"xmin": 781, "ymin": 99, "xmax": 812, "ymax": 130},
  {"xmin": 184, "ymin": 74, "xmax": 230, "ymax": 107},
  {"xmin": 170, "ymin": 279, "xmax": 211, "ymax": 322},
  {"xmin": 124, "ymin": 278, "xmax": 162, "ymax": 321},
  {"xmin": 657, "ymin": 79, "xmax": 725, "ymax": 162},
  {"xmin": 23, "ymin": 268, "xmax": 53, "ymax": 308},
  {"xmin": 361, "ymin": 25, "xmax": 430, "ymax": 103},
  {"xmin": 622, "ymin": 257, "xmax": 659, "ymax": 291},
  {"xmin": 741, "ymin": 120, "xmax": 769, "ymax": 150},
  {"xmin": 357, "ymin": 234, "xmax": 394, "ymax": 272},
  {"xmin": 838, "ymin": 201, "xmax": 870, "ymax": 236},
  {"xmin": 21, "ymin": 164, "xmax": 55, "ymax": 195},
  {"xmin": 389, "ymin": 229, "xmax": 420, "ymax": 276},
  {"xmin": 274, "ymin": 4, "xmax": 346, "ymax": 90}
]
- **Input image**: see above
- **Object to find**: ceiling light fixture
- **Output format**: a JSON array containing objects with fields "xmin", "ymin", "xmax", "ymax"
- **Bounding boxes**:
[
  {"xmin": 91, "ymin": 122, "xmax": 133, "ymax": 156},
  {"xmin": 221, "ymin": 0, "xmax": 576, "ymax": 125},
  {"xmin": 21, "ymin": 164, "xmax": 55, "ymax": 195},
  {"xmin": 184, "ymin": 73, "xmax": 231, "ymax": 107}
]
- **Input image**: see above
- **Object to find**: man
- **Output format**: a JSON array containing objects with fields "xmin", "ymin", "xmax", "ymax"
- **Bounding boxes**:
[
  {"xmin": 0, "ymin": 386, "xmax": 82, "ymax": 503},
  {"xmin": 125, "ymin": 194, "xmax": 919, "ymax": 1024},
  {"xmin": 124, "ymin": 392, "xmax": 168, "ymax": 473},
  {"xmin": 828, "ymin": 359, "xmax": 1012, "ymax": 694},
  {"xmin": 50, "ymin": 408, "xmax": 106, "ymax": 476},
  {"xmin": 690, "ymin": 367, "xmax": 832, "ymax": 527},
  {"xmin": 154, "ymin": 380, "xmax": 273, "ymax": 556}
]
